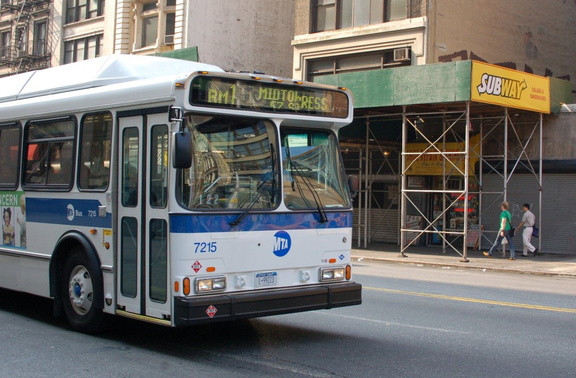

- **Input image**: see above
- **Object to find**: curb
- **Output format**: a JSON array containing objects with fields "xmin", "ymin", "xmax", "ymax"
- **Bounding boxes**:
[{"xmin": 352, "ymin": 254, "xmax": 576, "ymax": 277}]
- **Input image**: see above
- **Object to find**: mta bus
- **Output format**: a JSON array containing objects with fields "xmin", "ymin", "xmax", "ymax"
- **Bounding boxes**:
[{"xmin": 0, "ymin": 55, "xmax": 361, "ymax": 333}]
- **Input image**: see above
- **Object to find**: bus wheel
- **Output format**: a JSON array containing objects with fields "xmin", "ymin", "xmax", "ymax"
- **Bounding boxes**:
[{"xmin": 61, "ymin": 250, "xmax": 104, "ymax": 334}]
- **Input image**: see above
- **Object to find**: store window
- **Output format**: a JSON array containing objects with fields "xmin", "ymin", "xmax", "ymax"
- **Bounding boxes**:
[
  {"xmin": 64, "ymin": 34, "xmax": 103, "ymax": 63},
  {"xmin": 135, "ymin": 0, "xmax": 176, "ymax": 49},
  {"xmin": 312, "ymin": 0, "xmax": 407, "ymax": 32},
  {"xmin": 65, "ymin": 0, "xmax": 105, "ymax": 24}
]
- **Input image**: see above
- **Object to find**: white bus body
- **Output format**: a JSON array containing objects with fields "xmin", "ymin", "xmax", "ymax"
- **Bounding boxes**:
[{"xmin": 0, "ymin": 55, "xmax": 361, "ymax": 333}]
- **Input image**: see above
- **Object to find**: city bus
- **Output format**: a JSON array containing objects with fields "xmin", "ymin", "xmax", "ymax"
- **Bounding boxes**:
[{"xmin": 0, "ymin": 54, "xmax": 361, "ymax": 333}]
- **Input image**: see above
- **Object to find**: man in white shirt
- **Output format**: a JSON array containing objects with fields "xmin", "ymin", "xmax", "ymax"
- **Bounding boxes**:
[{"xmin": 517, "ymin": 203, "xmax": 538, "ymax": 256}]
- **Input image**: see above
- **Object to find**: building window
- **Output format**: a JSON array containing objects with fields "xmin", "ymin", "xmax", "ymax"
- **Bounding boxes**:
[
  {"xmin": 315, "ymin": 0, "xmax": 337, "ymax": 31},
  {"xmin": 16, "ymin": 27, "xmax": 27, "ymax": 56},
  {"xmin": 135, "ymin": 0, "xmax": 177, "ymax": 49},
  {"xmin": 64, "ymin": 34, "xmax": 103, "ymax": 63},
  {"xmin": 33, "ymin": 21, "xmax": 47, "ymax": 55},
  {"xmin": 165, "ymin": 12, "xmax": 175, "ymax": 44},
  {"xmin": 66, "ymin": 0, "xmax": 105, "ymax": 24},
  {"xmin": 312, "ymin": 0, "xmax": 407, "ymax": 32},
  {"xmin": 306, "ymin": 49, "xmax": 411, "ymax": 81},
  {"xmin": 142, "ymin": 15, "xmax": 159, "ymax": 47},
  {"xmin": 1, "ymin": 31, "xmax": 10, "ymax": 59}
]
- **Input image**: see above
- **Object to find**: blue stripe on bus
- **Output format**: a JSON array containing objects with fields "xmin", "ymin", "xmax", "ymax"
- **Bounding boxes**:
[
  {"xmin": 27, "ymin": 198, "xmax": 112, "ymax": 228},
  {"xmin": 169, "ymin": 211, "xmax": 352, "ymax": 233}
]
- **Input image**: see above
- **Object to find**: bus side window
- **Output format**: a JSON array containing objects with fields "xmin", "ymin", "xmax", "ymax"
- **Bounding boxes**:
[
  {"xmin": 24, "ymin": 117, "xmax": 75, "ymax": 188},
  {"xmin": 79, "ymin": 112, "xmax": 112, "ymax": 190},
  {"xmin": 0, "ymin": 125, "xmax": 20, "ymax": 187},
  {"xmin": 150, "ymin": 125, "xmax": 168, "ymax": 208},
  {"xmin": 122, "ymin": 128, "xmax": 139, "ymax": 207},
  {"xmin": 47, "ymin": 142, "xmax": 73, "ymax": 185},
  {"xmin": 25, "ymin": 143, "xmax": 48, "ymax": 184}
]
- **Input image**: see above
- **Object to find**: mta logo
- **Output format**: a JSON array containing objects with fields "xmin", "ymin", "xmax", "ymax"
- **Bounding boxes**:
[
  {"xmin": 67, "ymin": 204, "xmax": 75, "ymax": 221},
  {"xmin": 273, "ymin": 231, "xmax": 292, "ymax": 257}
]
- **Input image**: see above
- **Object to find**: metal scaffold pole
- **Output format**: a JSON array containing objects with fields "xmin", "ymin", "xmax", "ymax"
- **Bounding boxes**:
[
  {"xmin": 461, "ymin": 102, "xmax": 471, "ymax": 262},
  {"xmin": 400, "ymin": 107, "xmax": 407, "ymax": 257}
]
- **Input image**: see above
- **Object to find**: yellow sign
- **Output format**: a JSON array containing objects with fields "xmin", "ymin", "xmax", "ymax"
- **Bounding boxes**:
[
  {"xmin": 471, "ymin": 61, "xmax": 550, "ymax": 113},
  {"xmin": 405, "ymin": 134, "xmax": 481, "ymax": 176}
]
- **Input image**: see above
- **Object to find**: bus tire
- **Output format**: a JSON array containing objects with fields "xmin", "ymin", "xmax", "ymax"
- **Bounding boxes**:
[{"xmin": 61, "ymin": 249, "xmax": 105, "ymax": 334}]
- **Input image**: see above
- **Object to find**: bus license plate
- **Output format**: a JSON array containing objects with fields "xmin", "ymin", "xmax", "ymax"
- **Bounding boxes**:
[{"xmin": 255, "ymin": 272, "xmax": 277, "ymax": 288}]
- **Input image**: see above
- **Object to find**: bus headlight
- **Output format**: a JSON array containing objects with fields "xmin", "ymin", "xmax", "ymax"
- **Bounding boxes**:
[
  {"xmin": 319, "ymin": 267, "xmax": 345, "ymax": 282},
  {"xmin": 194, "ymin": 276, "xmax": 227, "ymax": 293}
]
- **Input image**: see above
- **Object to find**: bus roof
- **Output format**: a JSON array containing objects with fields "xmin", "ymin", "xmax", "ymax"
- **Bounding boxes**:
[{"xmin": 0, "ymin": 54, "xmax": 224, "ymax": 104}]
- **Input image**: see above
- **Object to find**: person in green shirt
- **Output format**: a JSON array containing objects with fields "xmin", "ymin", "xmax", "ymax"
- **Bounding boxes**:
[{"xmin": 484, "ymin": 201, "xmax": 517, "ymax": 260}]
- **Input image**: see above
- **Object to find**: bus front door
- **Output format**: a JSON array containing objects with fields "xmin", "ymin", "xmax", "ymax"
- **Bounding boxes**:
[{"xmin": 117, "ymin": 114, "xmax": 170, "ymax": 323}]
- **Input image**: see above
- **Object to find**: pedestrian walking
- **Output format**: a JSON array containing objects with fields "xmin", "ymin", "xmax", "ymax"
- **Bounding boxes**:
[
  {"xmin": 517, "ymin": 203, "xmax": 538, "ymax": 256},
  {"xmin": 483, "ymin": 201, "xmax": 516, "ymax": 260}
]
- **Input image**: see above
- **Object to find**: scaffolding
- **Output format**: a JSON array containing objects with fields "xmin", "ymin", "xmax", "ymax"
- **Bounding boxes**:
[
  {"xmin": 351, "ymin": 102, "xmax": 543, "ymax": 262},
  {"xmin": 322, "ymin": 60, "xmax": 565, "ymax": 257},
  {"xmin": 353, "ymin": 117, "xmax": 402, "ymax": 248},
  {"xmin": 0, "ymin": 0, "xmax": 51, "ymax": 75}
]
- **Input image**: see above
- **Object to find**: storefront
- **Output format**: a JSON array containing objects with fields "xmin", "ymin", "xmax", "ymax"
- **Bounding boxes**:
[{"xmin": 316, "ymin": 60, "xmax": 573, "ymax": 257}]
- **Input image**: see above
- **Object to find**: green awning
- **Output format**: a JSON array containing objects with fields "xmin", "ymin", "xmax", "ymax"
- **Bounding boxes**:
[{"xmin": 314, "ymin": 60, "xmax": 572, "ymax": 114}]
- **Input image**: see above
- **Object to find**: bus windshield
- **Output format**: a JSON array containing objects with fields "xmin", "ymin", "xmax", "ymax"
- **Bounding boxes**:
[
  {"xmin": 178, "ymin": 114, "xmax": 279, "ymax": 210},
  {"xmin": 281, "ymin": 128, "xmax": 351, "ymax": 210},
  {"xmin": 176, "ymin": 115, "xmax": 351, "ymax": 211}
]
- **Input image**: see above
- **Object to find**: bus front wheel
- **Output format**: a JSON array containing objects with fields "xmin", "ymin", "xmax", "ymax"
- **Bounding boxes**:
[{"xmin": 61, "ymin": 249, "xmax": 104, "ymax": 334}]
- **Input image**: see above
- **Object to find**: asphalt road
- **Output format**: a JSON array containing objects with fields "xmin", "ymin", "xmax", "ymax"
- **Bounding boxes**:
[{"xmin": 1, "ymin": 261, "xmax": 575, "ymax": 377}]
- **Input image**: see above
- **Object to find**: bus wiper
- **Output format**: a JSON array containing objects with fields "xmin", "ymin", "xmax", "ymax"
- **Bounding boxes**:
[
  {"xmin": 282, "ymin": 135, "xmax": 326, "ymax": 223},
  {"xmin": 229, "ymin": 171, "xmax": 274, "ymax": 226},
  {"xmin": 229, "ymin": 145, "xmax": 276, "ymax": 227},
  {"xmin": 290, "ymin": 161, "xmax": 328, "ymax": 223},
  {"xmin": 284, "ymin": 135, "xmax": 310, "ymax": 204}
]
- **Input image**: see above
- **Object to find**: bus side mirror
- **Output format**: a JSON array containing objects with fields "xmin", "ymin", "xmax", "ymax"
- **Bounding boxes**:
[
  {"xmin": 169, "ymin": 106, "xmax": 184, "ymax": 122},
  {"xmin": 173, "ymin": 127, "xmax": 192, "ymax": 168},
  {"xmin": 348, "ymin": 174, "xmax": 359, "ymax": 198}
]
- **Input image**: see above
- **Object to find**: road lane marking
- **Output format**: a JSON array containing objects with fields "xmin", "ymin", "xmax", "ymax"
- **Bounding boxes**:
[
  {"xmin": 320, "ymin": 313, "xmax": 471, "ymax": 334},
  {"xmin": 365, "ymin": 286, "xmax": 576, "ymax": 313},
  {"xmin": 227, "ymin": 354, "xmax": 333, "ymax": 377}
]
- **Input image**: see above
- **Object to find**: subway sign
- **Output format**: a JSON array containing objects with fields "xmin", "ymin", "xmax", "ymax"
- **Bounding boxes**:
[
  {"xmin": 471, "ymin": 60, "xmax": 550, "ymax": 113},
  {"xmin": 189, "ymin": 76, "xmax": 349, "ymax": 118}
]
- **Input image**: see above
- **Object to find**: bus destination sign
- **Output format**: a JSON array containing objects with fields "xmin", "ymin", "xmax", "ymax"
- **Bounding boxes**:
[{"xmin": 189, "ymin": 76, "xmax": 349, "ymax": 118}]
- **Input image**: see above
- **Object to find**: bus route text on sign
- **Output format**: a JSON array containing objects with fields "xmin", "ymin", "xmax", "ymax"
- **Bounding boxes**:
[{"xmin": 189, "ymin": 76, "xmax": 349, "ymax": 118}]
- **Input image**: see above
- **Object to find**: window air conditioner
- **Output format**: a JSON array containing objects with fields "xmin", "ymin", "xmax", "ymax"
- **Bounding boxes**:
[
  {"xmin": 164, "ymin": 35, "xmax": 174, "ymax": 45},
  {"xmin": 393, "ymin": 48, "xmax": 411, "ymax": 62}
]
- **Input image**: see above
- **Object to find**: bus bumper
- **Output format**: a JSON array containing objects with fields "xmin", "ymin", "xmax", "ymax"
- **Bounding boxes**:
[{"xmin": 173, "ymin": 282, "xmax": 362, "ymax": 326}]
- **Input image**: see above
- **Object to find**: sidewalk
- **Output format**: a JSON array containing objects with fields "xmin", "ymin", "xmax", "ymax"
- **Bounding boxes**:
[{"xmin": 352, "ymin": 244, "xmax": 576, "ymax": 277}]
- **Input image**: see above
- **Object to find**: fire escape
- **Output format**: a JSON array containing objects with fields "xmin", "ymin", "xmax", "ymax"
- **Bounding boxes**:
[{"xmin": 0, "ymin": 0, "xmax": 51, "ymax": 75}]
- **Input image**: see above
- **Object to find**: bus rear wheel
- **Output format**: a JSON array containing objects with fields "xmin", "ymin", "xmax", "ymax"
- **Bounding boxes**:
[{"xmin": 61, "ymin": 249, "xmax": 104, "ymax": 334}]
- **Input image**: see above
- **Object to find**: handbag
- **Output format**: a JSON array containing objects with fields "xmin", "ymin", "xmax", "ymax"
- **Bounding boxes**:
[
  {"xmin": 532, "ymin": 225, "xmax": 539, "ymax": 238},
  {"xmin": 506, "ymin": 213, "xmax": 515, "ymax": 237}
]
